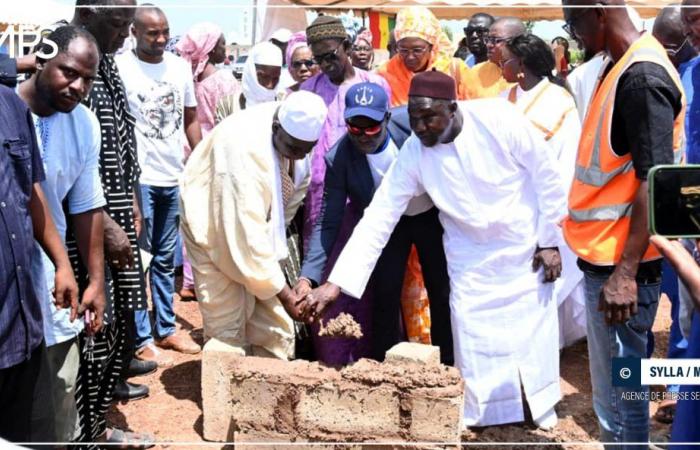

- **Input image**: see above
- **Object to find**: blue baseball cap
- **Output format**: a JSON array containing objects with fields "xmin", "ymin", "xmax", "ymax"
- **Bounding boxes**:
[{"xmin": 344, "ymin": 82, "xmax": 389, "ymax": 122}]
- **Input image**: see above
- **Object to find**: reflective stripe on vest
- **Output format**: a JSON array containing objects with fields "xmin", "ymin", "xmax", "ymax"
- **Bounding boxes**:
[{"xmin": 563, "ymin": 34, "xmax": 686, "ymax": 265}]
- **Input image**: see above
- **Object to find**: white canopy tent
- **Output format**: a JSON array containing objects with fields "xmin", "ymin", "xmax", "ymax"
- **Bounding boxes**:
[{"xmin": 289, "ymin": 0, "xmax": 675, "ymax": 20}]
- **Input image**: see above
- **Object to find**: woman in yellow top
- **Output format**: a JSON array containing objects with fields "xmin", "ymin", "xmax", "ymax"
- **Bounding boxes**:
[{"xmin": 377, "ymin": 6, "xmax": 471, "ymax": 107}]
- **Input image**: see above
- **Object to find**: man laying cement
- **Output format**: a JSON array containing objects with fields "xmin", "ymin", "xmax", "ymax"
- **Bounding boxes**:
[{"xmin": 180, "ymin": 91, "xmax": 327, "ymax": 359}]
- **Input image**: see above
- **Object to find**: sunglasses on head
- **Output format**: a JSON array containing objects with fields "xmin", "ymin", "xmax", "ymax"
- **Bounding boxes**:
[
  {"xmin": 292, "ymin": 59, "xmax": 317, "ymax": 69},
  {"xmin": 346, "ymin": 123, "xmax": 383, "ymax": 136}
]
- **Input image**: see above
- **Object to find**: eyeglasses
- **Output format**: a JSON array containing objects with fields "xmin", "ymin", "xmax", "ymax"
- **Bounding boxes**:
[
  {"xmin": 562, "ymin": 8, "xmax": 590, "ymax": 38},
  {"xmin": 666, "ymin": 38, "xmax": 690, "ymax": 58},
  {"xmin": 346, "ymin": 123, "xmax": 383, "ymax": 136},
  {"xmin": 484, "ymin": 35, "xmax": 508, "ymax": 46},
  {"xmin": 397, "ymin": 45, "xmax": 430, "ymax": 58},
  {"xmin": 291, "ymin": 59, "xmax": 317, "ymax": 69},
  {"xmin": 313, "ymin": 42, "xmax": 344, "ymax": 64}
]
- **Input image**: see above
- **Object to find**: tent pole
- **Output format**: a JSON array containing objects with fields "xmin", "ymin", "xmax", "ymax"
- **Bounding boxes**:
[
  {"xmin": 362, "ymin": 9, "xmax": 366, "ymax": 28},
  {"xmin": 252, "ymin": 0, "xmax": 258, "ymax": 45}
]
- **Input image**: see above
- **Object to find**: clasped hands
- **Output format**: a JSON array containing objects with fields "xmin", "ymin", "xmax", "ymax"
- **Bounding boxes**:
[{"xmin": 277, "ymin": 279, "xmax": 340, "ymax": 323}]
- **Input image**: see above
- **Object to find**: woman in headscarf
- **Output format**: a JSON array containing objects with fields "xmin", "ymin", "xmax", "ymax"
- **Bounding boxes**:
[
  {"xmin": 216, "ymin": 41, "xmax": 283, "ymax": 121},
  {"xmin": 285, "ymin": 31, "xmax": 319, "ymax": 92},
  {"xmin": 350, "ymin": 29, "xmax": 374, "ymax": 70},
  {"xmin": 377, "ymin": 6, "xmax": 471, "ymax": 107},
  {"xmin": 176, "ymin": 23, "xmax": 242, "ymax": 299},
  {"xmin": 176, "ymin": 22, "xmax": 240, "ymax": 136}
]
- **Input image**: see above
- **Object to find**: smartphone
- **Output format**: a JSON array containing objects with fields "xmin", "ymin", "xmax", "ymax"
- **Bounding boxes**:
[{"xmin": 648, "ymin": 164, "xmax": 700, "ymax": 238}]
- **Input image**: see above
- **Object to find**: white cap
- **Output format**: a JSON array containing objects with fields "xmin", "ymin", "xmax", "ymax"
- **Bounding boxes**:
[
  {"xmin": 252, "ymin": 41, "xmax": 282, "ymax": 66},
  {"xmin": 270, "ymin": 28, "xmax": 292, "ymax": 43},
  {"xmin": 278, "ymin": 91, "xmax": 328, "ymax": 142}
]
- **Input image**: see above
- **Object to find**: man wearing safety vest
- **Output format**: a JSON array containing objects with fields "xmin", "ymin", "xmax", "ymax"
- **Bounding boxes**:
[{"xmin": 561, "ymin": 0, "xmax": 685, "ymax": 447}]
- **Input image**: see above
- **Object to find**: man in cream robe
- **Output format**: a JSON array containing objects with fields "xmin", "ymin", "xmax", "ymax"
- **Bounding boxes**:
[
  {"xmin": 180, "ymin": 91, "xmax": 327, "ymax": 359},
  {"xmin": 303, "ymin": 71, "xmax": 568, "ymax": 428}
]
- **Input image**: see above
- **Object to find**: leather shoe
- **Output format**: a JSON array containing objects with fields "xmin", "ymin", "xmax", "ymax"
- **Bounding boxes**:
[
  {"xmin": 135, "ymin": 343, "xmax": 174, "ymax": 367},
  {"xmin": 127, "ymin": 358, "xmax": 157, "ymax": 378},
  {"xmin": 113, "ymin": 380, "xmax": 149, "ymax": 402},
  {"xmin": 157, "ymin": 333, "xmax": 201, "ymax": 354}
]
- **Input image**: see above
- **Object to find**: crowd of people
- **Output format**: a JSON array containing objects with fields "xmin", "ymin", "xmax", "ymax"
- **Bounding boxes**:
[{"xmin": 1, "ymin": 0, "xmax": 700, "ymax": 448}]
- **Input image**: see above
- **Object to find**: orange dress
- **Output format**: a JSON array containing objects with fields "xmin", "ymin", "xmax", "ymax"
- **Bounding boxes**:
[{"xmin": 463, "ymin": 61, "xmax": 514, "ymax": 99}]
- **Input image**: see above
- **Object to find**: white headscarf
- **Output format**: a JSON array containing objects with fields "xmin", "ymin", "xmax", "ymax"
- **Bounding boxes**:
[{"xmin": 242, "ymin": 41, "xmax": 283, "ymax": 107}]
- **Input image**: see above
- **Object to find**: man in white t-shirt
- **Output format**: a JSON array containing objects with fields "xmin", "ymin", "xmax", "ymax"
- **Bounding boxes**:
[{"xmin": 116, "ymin": 5, "xmax": 202, "ymax": 359}]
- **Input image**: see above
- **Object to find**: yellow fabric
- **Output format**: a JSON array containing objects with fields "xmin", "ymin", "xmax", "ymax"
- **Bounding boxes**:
[
  {"xmin": 180, "ymin": 106, "xmax": 309, "ymax": 358},
  {"xmin": 563, "ymin": 33, "xmax": 685, "ymax": 265},
  {"xmin": 394, "ymin": 6, "xmax": 456, "ymax": 75},
  {"xmin": 464, "ymin": 61, "xmax": 514, "ymax": 99}
]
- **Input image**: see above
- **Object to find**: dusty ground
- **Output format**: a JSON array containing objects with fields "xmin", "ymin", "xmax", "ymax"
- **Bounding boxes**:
[{"xmin": 108, "ymin": 294, "xmax": 675, "ymax": 449}]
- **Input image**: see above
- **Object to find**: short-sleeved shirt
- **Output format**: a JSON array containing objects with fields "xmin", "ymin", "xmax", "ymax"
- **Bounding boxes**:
[
  {"xmin": 0, "ymin": 84, "xmax": 46, "ymax": 369},
  {"xmin": 29, "ymin": 104, "xmax": 106, "ymax": 346},
  {"xmin": 116, "ymin": 51, "xmax": 197, "ymax": 187}
]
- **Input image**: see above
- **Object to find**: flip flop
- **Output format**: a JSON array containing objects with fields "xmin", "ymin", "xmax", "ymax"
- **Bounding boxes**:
[{"xmin": 105, "ymin": 428, "xmax": 155, "ymax": 449}]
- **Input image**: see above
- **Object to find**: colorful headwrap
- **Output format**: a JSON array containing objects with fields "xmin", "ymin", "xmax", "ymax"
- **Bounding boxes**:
[
  {"xmin": 354, "ymin": 29, "xmax": 373, "ymax": 47},
  {"xmin": 394, "ymin": 6, "xmax": 455, "ymax": 73},
  {"xmin": 306, "ymin": 15, "xmax": 348, "ymax": 45},
  {"xmin": 176, "ymin": 22, "xmax": 224, "ymax": 80},
  {"xmin": 285, "ymin": 31, "xmax": 308, "ymax": 71}
]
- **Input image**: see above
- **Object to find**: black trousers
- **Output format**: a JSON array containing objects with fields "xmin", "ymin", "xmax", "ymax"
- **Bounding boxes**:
[
  {"xmin": 0, "ymin": 341, "xmax": 55, "ymax": 448},
  {"xmin": 368, "ymin": 207, "xmax": 453, "ymax": 365}
]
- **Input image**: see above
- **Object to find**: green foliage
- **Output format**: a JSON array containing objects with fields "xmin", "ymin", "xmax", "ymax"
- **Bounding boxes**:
[
  {"xmin": 525, "ymin": 21, "xmax": 535, "ymax": 34},
  {"xmin": 442, "ymin": 25, "xmax": 453, "ymax": 42}
]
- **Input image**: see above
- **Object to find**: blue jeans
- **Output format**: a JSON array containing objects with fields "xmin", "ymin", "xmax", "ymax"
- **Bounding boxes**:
[
  {"xmin": 135, "ymin": 184, "xmax": 180, "ymax": 348},
  {"xmin": 583, "ymin": 270, "xmax": 660, "ymax": 449}
]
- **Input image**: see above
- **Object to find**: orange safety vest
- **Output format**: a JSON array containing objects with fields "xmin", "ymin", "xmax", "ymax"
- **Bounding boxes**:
[{"xmin": 563, "ymin": 33, "xmax": 686, "ymax": 266}]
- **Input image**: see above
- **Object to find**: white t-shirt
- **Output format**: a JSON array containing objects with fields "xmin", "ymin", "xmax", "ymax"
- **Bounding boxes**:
[
  {"xmin": 365, "ymin": 138, "xmax": 433, "ymax": 216},
  {"xmin": 116, "ymin": 51, "xmax": 197, "ymax": 187}
]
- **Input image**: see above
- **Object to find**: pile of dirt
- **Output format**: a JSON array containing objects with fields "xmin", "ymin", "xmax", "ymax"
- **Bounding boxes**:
[{"xmin": 318, "ymin": 312, "xmax": 363, "ymax": 339}]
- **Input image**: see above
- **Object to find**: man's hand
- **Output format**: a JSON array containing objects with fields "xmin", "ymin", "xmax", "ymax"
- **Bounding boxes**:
[
  {"xmin": 599, "ymin": 269, "xmax": 638, "ymax": 325},
  {"xmin": 277, "ymin": 285, "xmax": 304, "ymax": 321},
  {"xmin": 104, "ymin": 213, "xmax": 134, "ymax": 270},
  {"xmin": 53, "ymin": 264, "xmax": 79, "ymax": 322},
  {"xmin": 532, "ymin": 247, "xmax": 562, "ymax": 283},
  {"xmin": 301, "ymin": 282, "xmax": 341, "ymax": 323},
  {"xmin": 77, "ymin": 282, "xmax": 105, "ymax": 333},
  {"xmin": 651, "ymin": 235, "xmax": 700, "ymax": 310},
  {"xmin": 293, "ymin": 278, "xmax": 313, "ymax": 299}
]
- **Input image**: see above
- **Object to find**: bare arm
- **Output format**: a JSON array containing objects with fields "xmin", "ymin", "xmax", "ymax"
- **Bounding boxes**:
[
  {"xmin": 600, "ymin": 184, "xmax": 649, "ymax": 324},
  {"xmin": 184, "ymin": 106, "xmax": 202, "ymax": 150},
  {"xmin": 72, "ymin": 209, "xmax": 106, "ymax": 332},
  {"xmin": 29, "ymin": 183, "xmax": 78, "ymax": 320}
]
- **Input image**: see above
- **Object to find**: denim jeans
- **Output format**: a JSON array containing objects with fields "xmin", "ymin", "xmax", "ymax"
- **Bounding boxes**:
[
  {"xmin": 135, "ymin": 184, "xmax": 179, "ymax": 348},
  {"xmin": 583, "ymin": 270, "xmax": 660, "ymax": 449}
]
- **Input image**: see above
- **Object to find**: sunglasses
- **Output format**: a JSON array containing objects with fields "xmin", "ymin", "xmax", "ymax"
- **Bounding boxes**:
[
  {"xmin": 314, "ymin": 42, "xmax": 344, "ymax": 64},
  {"xmin": 465, "ymin": 27, "xmax": 489, "ymax": 36},
  {"xmin": 346, "ymin": 123, "xmax": 383, "ymax": 136},
  {"xmin": 292, "ymin": 59, "xmax": 317, "ymax": 69}
]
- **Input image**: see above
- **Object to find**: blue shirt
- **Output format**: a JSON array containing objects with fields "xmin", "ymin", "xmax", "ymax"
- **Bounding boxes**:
[
  {"xmin": 0, "ymin": 84, "xmax": 46, "ymax": 369},
  {"xmin": 29, "ymin": 104, "xmax": 105, "ymax": 346},
  {"xmin": 680, "ymin": 56, "xmax": 700, "ymax": 164}
]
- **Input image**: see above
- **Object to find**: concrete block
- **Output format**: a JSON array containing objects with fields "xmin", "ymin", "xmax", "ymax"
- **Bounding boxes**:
[
  {"xmin": 202, "ymin": 338, "xmax": 246, "ymax": 442},
  {"xmin": 385, "ymin": 343, "xmax": 440, "ymax": 366},
  {"xmin": 297, "ymin": 382, "xmax": 402, "ymax": 438},
  {"xmin": 408, "ymin": 387, "xmax": 464, "ymax": 443}
]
